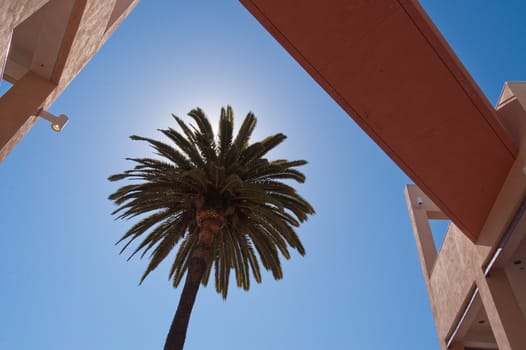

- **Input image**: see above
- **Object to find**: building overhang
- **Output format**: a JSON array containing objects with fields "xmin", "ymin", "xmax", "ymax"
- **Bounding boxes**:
[{"xmin": 240, "ymin": 0, "xmax": 518, "ymax": 241}]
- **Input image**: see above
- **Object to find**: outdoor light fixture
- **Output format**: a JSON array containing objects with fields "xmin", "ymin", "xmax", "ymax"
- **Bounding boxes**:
[
  {"xmin": 37, "ymin": 108, "xmax": 69, "ymax": 132},
  {"xmin": 416, "ymin": 196, "xmax": 423, "ymax": 207}
]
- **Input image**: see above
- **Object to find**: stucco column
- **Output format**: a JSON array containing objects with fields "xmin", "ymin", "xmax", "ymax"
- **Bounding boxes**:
[
  {"xmin": 476, "ymin": 268, "xmax": 526, "ymax": 350},
  {"xmin": 0, "ymin": 71, "xmax": 56, "ymax": 161},
  {"xmin": 405, "ymin": 185, "xmax": 439, "ymax": 278}
]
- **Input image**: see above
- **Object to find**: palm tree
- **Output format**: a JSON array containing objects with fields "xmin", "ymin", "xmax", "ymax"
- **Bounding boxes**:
[{"xmin": 108, "ymin": 106, "xmax": 314, "ymax": 350}]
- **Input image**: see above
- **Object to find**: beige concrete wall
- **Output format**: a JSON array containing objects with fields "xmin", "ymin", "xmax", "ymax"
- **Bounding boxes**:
[
  {"xmin": 429, "ymin": 224, "xmax": 477, "ymax": 339},
  {"xmin": 477, "ymin": 268, "xmax": 526, "ymax": 350},
  {"xmin": 407, "ymin": 82, "xmax": 526, "ymax": 349},
  {"xmin": 0, "ymin": 0, "xmax": 139, "ymax": 162},
  {"xmin": 0, "ymin": 0, "xmax": 49, "ymax": 71}
]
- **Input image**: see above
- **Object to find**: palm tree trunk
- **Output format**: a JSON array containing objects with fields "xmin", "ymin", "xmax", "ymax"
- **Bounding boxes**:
[
  {"xmin": 163, "ymin": 244, "xmax": 209, "ymax": 350},
  {"xmin": 164, "ymin": 210, "xmax": 223, "ymax": 350}
]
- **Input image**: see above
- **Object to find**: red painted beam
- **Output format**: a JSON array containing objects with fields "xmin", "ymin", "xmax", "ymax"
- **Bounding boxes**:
[{"xmin": 241, "ymin": 0, "xmax": 517, "ymax": 241}]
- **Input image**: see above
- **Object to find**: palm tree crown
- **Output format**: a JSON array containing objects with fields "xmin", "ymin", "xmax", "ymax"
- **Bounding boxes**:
[{"xmin": 108, "ymin": 106, "xmax": 314, "ymax": 349}]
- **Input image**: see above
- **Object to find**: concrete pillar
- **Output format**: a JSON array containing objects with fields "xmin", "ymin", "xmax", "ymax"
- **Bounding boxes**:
[
  {"xmin": 411, "ymin": 205, "xmax": 437, "ymax": 277},
  {"xmin": 0, "ymin": 71, "xmax": 55, "ymax": 161},
  {"xmin": 405, "ymin": 185, "xmax": 444, "ymax": 278},
  {"xmin": 477, "ymin": 268, "xmax": 526, "ymax": 350}
]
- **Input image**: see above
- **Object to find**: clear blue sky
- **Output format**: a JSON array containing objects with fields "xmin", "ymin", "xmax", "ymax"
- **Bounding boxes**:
[{"xmin": 1, "ymin": 2, "xmax": 525, "ymax": 349}]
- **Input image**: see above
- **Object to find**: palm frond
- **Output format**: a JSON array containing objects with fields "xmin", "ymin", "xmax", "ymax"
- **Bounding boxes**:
[
  {"xmin": 108, "ymin": 106, "xmax": 314, "ymax": 298},
  {"xmin": 218, "ymin": 106, "xmax": 234, "ymax": 160}
]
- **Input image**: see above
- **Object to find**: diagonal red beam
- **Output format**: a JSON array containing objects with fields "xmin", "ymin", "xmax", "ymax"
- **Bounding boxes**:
[{"xmin": 240, "ymin": 0, "xmax": 517, "ymax": 241}]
